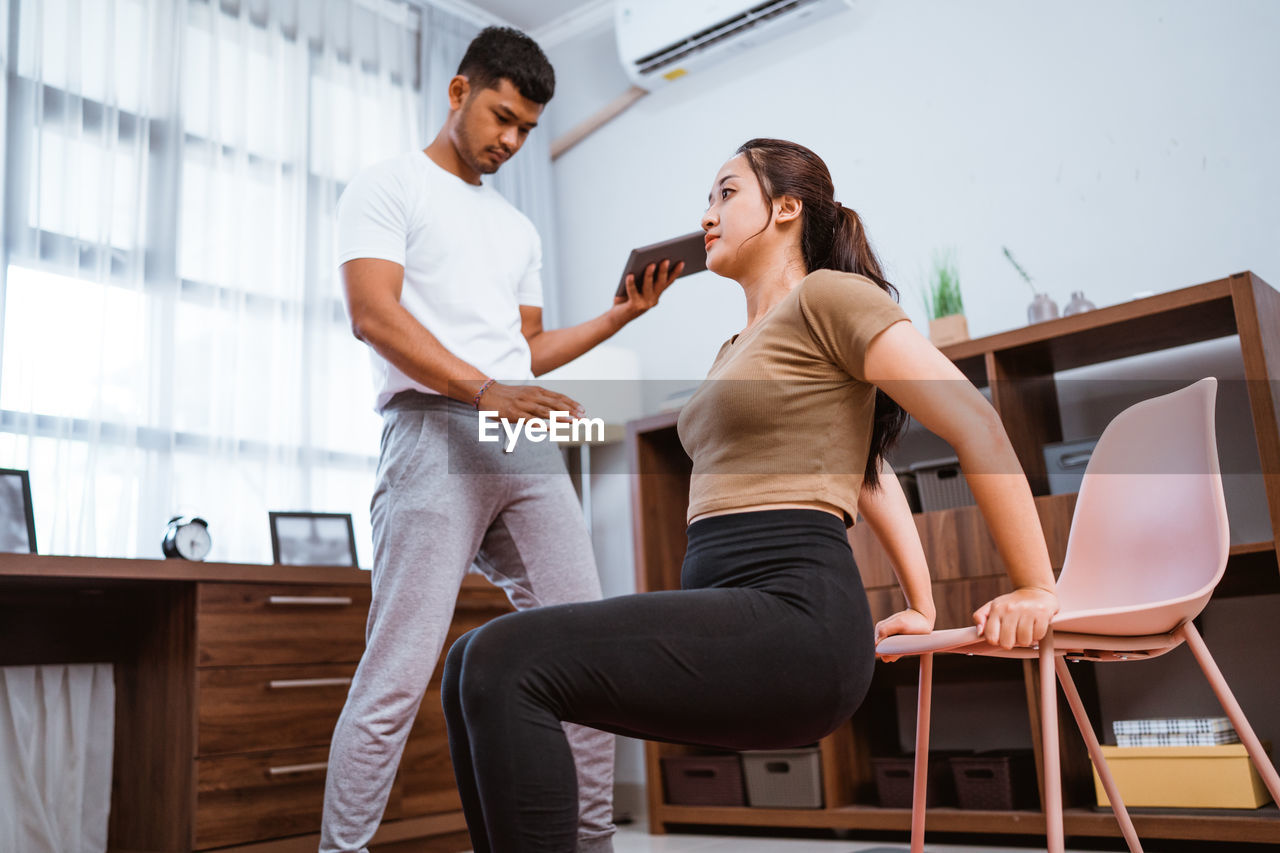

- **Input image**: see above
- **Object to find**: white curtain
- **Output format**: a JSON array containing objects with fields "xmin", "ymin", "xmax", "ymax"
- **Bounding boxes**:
[
  {"xmin": 0, "ymin": 664, "xmax": 115, "ymax": 853},
  {"xmin": 0, "ymin": 0, "xmax": 429, "ymax": 564},
  {"xmin": 0, "ymin": 0, "xmax": 564, "ymax": 564}
]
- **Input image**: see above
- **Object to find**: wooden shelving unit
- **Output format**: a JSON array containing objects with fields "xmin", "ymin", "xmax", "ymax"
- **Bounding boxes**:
[{"xmin": 626, "ymin": 271, "xmax": 1280, "ymax": 846}]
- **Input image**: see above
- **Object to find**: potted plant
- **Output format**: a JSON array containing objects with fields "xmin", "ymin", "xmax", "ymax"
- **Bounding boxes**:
[{"xmin": 923, "ymin": 249, "xmax": 968, "ymax": 346}]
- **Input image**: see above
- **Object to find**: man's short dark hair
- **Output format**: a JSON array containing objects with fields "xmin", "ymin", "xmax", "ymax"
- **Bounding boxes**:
[{"xmin": 457, "ymin": 26, "xmax": 555, "ymax": 105}]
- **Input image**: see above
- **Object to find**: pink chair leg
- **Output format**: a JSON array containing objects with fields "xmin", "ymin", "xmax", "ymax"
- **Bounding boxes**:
[
  {"xmin": 910, "ymin": 653, "xmax": 933, "ymax": 853},
  {"xmin": 1054, "ymin": 658, "xmax": 1143, "ymax": 853},
  {"xmin": 1179, "ymin": 621, "xmax": 1280, "ymax": 805},
  {"xmin": 1040, "ymin": 635, "xmax": 1064, "ymax": 853}
]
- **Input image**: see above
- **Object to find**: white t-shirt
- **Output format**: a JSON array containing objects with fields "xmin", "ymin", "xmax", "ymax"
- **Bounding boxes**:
[{"xmin": 336, "ymin": 150, "xmax": 542, "ymax": 411}]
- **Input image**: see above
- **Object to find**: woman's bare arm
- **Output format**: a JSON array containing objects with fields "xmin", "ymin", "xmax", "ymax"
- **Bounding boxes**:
[
  {"xmin": 857, "ymin": 460, "xmax": 936, "ymax": 651},
  {"xmin": 863, "ymin": 320, "xmax": 1058, "ymax": 650}
]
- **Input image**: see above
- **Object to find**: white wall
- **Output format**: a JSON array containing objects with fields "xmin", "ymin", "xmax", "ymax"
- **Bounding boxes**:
[
  {"xmin": 549, "ymin": 0, "xmax": 1280, "ymax": 381},
  {"xmin": 543, "ymin": 21, "xmax": 633, "ymax": 143}
]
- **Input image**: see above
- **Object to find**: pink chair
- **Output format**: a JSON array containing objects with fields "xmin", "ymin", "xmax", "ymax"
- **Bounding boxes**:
[{"xmin": 876, "ymin": 378, "xmax": 1280, "ymax": 853}]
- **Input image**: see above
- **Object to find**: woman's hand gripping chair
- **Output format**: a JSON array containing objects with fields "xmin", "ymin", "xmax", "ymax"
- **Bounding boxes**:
[{"xmin": 877, "ymin": 378, "xmax": 1280, "ymax": 853}]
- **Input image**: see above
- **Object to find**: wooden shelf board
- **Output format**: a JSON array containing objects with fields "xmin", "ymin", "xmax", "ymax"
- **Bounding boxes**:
[
  {"xmin": 1063, "ymin": 805, "xmax": 1280, "ymax": 843},
  {"xmin": 938, "ymin": 276, "xmax": 1241, "ymax": 372},
  {"xmin": 0, "ymin": 554, "xmax": 504, "ymax": 597},
  {"xmin": 652, "ymin": 802, "xmax": 1280, "ymax": 842},
  {"xmin": 0, "ymin": 553, "xmax": 371, "ymax": 585},
  {"xmin": 830, "ymin": 805, "xmax": 1046, "ymax": 834},
  {"xmin": 1230, "ymin": 540, "xmax": 1277, "ymax": 556},
  {"xmin": 653, "ymin": 803, "xmax": 1045, "ymax": 833}
]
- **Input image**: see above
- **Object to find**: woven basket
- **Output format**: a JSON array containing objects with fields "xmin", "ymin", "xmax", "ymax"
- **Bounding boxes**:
[{"xmin": 660, "ymin": 754, "xmax": 746, "ymax": 807}]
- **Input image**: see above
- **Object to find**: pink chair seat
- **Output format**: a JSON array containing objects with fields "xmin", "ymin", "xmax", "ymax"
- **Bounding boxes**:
[
  {"xmin": 877, "ymin": 626, "xmax": 982, "ymax": 657},
  {"xmin": 878, "ymin": 624, "xmax": 1184, "ymax": 662}
]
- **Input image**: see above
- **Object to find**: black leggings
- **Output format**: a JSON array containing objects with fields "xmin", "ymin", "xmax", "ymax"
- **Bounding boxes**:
[{"xmin": 440, "ymin": 509, "xmax": 876, "ymax": 852}]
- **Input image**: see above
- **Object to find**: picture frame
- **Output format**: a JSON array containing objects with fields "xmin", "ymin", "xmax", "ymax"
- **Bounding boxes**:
[
  {"xmin": 268, "ymin": 511, "xmax": 358, "ymax": 567},
  {"xmin": 0, "ymin": 467, "xmax": 37, "ymax": 554}
]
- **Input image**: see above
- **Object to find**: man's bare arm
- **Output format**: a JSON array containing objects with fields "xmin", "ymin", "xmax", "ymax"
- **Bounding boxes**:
[
  {"xmin": 342, "ymin": 258, "xmax": 580, "ymax": 419},
  {"xmin": 523, "ymin": 260, "xmax": 683, "ymax": 376}
]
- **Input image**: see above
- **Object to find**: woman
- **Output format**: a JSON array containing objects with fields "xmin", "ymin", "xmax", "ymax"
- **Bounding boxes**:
[{"xmin": 441, "ymin": 138, "xmax": 1059, "ymax": 852}]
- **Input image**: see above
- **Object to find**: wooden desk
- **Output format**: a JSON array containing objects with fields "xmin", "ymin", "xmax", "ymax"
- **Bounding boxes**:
[{"xmin": 0, "ymin": 555, "xmax": 510, "ymax": 852}]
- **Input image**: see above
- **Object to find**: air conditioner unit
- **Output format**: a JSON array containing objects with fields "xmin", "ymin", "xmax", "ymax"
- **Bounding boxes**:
[{"xmin": 615, "ymin": 0, "xmax": 850, "ymax": 90}]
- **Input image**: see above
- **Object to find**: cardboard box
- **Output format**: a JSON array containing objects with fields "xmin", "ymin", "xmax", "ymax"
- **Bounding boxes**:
[{"xmin": 1093, "ymin": 744, "xmax": 1273, "ymax": 809}]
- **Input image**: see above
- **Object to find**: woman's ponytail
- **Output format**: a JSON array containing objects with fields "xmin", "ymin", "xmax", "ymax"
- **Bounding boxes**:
[
  {"xmin": 829, "ymin": 203, "xmax": 909, "ymax": 491},
  {"xmin": 830, "ymin": 203, "xmax": 890, "ymax": 293}
]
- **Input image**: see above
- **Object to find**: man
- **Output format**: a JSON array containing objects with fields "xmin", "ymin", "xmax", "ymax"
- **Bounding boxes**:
[{"xmin": 319, "ymin": 26, "xmax": 680, "ymax": 853}]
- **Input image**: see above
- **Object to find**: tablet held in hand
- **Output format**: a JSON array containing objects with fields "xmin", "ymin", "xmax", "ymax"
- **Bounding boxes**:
[{"xmin": 615, "ymin": 231, "xmax": 708, "ymax": 298}]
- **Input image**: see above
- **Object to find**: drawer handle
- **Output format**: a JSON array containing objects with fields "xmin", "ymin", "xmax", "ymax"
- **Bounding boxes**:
[
  {"xmin": 268, "ymin": 677, "xmax": 353, "ymax": 690},
  {"xmin": 267, "ymin": 595, "xmax": 353, "ymax": 607},
  {"xmin": 268, "ymin": 761, "xmax": 329, "ymax": 777}
]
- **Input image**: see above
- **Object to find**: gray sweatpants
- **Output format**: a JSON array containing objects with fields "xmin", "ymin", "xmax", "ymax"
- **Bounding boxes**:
[{"xmin": 319, "ymin": 392, "xmax": 615, "ymax": 853}]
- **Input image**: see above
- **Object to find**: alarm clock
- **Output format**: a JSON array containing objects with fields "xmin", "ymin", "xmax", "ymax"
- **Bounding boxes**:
[{"xmin": 162, "ymin": 516, "xmax": 212, "ymax": 561}]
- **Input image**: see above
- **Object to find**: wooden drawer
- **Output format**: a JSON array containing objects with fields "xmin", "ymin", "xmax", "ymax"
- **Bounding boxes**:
[
  {"xmin": 197, "ymin": 663, "xmax": 356, "ymax": 756},
  {"xmin": 194, "ymin": 744, "xmax": 405, "ymax": 850},
  {"xmin": 197, "ymin": 582, "xmax": 370, "ymax": 666},
  {"xmin": 196, "ymin": 745, "xmax": 324, "ymax": 849}
]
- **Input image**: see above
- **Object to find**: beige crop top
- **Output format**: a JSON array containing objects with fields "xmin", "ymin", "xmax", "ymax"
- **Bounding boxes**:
[{"xmin": 676, "ymin": 269, "xmax": 910, "ymax": 526}]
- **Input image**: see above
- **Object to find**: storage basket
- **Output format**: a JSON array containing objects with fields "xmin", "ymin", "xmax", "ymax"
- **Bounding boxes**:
[
  {"xmin": 908, "ymin": 456, "xmax": 975, "ymax": 512},
  {"xmin": 1042, "ymin": 436, "xmax": 1100, "ymax": 495},
  {"xmin": 950, "ymin": 751, "xmax": 1037, "ymax": 810},
  {"xmin": 872, "ymin": 753, "xmax": 957, "ymax": 809},
  {"xmin": 660, "ymin": 754, "xmax": 745, "ymax": 807},
  {"xmin": 897, "ymin": 471, "xmax": 923, "ymax": 514},
  {"xmin": 740, "ymin": 747, "xmax": 823, "ymax": 808}
]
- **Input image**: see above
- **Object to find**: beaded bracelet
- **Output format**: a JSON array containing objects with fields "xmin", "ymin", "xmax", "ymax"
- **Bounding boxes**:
[{"xmin": 473, "ymin": 378, "xmax": 496, "ymax": 409}]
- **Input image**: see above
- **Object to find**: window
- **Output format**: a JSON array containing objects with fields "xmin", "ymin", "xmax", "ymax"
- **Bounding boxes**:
[{"xmin": 1, "ymin": 0, "xmax": 423, "ymax": 563}]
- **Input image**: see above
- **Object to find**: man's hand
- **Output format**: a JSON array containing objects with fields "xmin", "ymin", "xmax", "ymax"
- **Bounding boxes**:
[
  {"xmin": 874, "ymin": 608, "xmax": 935, "ymax": 662},
  {"xmin": 610, "ymin": 258, "xmax": 684, "ymax": 324},
  {"xmin": 973, "ymin": 587, "xmax": 1059, "ymax": 650},
  {"xmin": 477, "ymin": 382, "xmax": 584, "ymax": 422}
]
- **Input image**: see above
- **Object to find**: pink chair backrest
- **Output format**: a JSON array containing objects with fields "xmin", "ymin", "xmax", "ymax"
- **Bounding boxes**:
[{"xmin": 1053, "ymin": 378, "xmax": 1230, "ymax": 628}]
